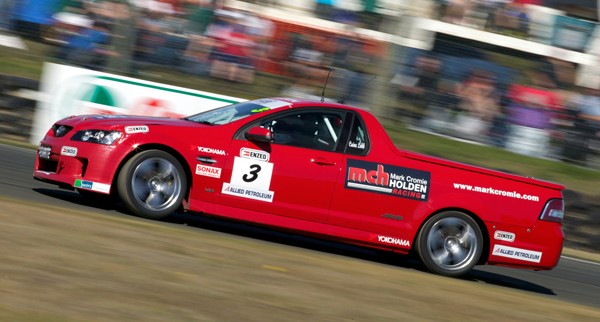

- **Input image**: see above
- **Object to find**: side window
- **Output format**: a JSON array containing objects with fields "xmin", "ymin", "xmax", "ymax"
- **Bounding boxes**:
[
  {"xmin": 260, "ymin": 111, "xmax": 344, "ymax": 151},
  {"xmin": 346, "ymin": 115, "xmax": 369, "ymax": 155}
]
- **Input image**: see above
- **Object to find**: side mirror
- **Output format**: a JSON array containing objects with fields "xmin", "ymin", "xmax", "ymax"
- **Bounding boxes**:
[{"xmin": 245, "ymin": 126, "xmax": 272, "ymax": 143}]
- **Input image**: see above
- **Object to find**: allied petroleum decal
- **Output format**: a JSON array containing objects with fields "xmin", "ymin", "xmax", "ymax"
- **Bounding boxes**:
[
  {"xmin": 377, "ymin": 235, "xmax": 410, "ymax": 247},
  {"xmin": 74, "ymin": 179, "xmax": 110, "ymax": 193},
  {"xmin": 494, "ymin": 230, "xmax": 516, "ymax": 242},
  {"xmin": 345, "ymin": 159, "xmax": 431, "ymax": 201},
  {"xmin": 197, "ymin": 146, "xmax": 226, "ymax": 155},
  {"xmin": 492, "ymin": 245, "xmax": 542, "ymax": 263},
  {"xmin": 195, "ymin": 164, "xmax": 222, "ymax": 178},
  {"xmin": 240, "ymin": 147, "xmax": 269, "ymax": 162},
  {"xmin": 124, "ymin": 125, "xmax": 149, "ymax": 134},
  {"xmin": 60, "ymin": 146, "xmax": 78, "ymax": 157}
]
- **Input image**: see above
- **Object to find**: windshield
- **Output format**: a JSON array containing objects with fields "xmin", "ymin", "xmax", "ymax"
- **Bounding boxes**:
[{"xmin": 184, "ymin": 99, "xmax": 291, "ymax": 125}]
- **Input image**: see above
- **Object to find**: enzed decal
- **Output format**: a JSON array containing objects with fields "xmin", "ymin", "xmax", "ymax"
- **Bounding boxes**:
[
  {"xmin": 195, "ymin": 164, "xmax": 222, "ymax": 178},
  {"xmin": 492, "ymin": 245, "xmax": 542, "ymax": 263},
  {"xmin": 61, "ymin": 146, "xmax": 78, "ymax": 157},
  {"xmin": 197, "ymin": 146, "xmax": 226, "ymax": 155},
  {"xmin": 240, "ymin": 147, "xmax": 269, "ymax": 162},
  {"xmin": 124, "ymin": 125, "xmax": 149, "ymax": 134},
  {"xmin": 494, "ymin": 231, "xmax": 516, "ymax": 242},
  {"xmin": 377, "ymin": 235, "xmax": 410, "ymax": 247},
  {"xmin": 345, "ymin": 159, "xmax": 431, "ymax": 201},
  {"xmin": 74, "ymin": 179, "xmax": 110, "ymax": 193}
]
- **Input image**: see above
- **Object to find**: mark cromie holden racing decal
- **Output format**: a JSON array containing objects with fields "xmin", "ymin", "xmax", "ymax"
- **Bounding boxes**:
[{"xmin": 345, "ymin": 159, "xmax": 430, "ymax": 201}]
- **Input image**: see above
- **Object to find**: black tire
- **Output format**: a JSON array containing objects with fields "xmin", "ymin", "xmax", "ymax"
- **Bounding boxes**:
[
  {"xmin": 117, "ymin": 150, "xmax": 187, "ymax": 219},
  {"xmin": 416, "ymin": 211, "xmax": 483, "ymax": 277}
]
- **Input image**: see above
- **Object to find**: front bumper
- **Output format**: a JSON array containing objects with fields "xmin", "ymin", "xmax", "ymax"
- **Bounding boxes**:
[{"xmin": 33, "ymin": 138, "xmax": 124, "ymax": 194}]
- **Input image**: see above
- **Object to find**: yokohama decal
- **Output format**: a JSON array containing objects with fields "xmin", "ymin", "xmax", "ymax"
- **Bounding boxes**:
[{"xmin": 345, "ymin": 159, "xmax": 431, "ymax": 201}]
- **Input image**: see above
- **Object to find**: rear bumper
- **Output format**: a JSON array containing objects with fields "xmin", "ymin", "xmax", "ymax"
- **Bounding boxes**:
[{"xmin": 486, "ymin": 220, "xmax": 564, "ymax": 270}]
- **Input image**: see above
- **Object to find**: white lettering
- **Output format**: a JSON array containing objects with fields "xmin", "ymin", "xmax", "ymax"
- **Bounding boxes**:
[
  {"xmin": 377, "ymin": 235, "xmax": 410, "ymax": 247},
  {"xmin": 198, "ymin": 146, "xmax": 226, "ymax": 155},
  {"xmin": 492, "ymin": 245, "xmax": 542, "ymax": 263}
]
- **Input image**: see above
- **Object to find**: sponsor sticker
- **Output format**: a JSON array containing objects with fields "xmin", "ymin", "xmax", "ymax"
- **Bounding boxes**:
[
  {"xmin": 198, "ymin": 146, "xmax": 226, "ymax": 155},
  {"xmin": 345, "ymin": 159, "xmax": 431, "ymax": 201},
  {"xmin": 492, "ymin": 245, "xmax": 542, "ymax": 263},
  {"xmin": 61, "ymin": 146, "xmax": 77, "ymax": 157},
  {"xmin": 240, "ymin": 148, "xmax": 270, "ymax": 162},
  {"xmin": 494, "ymin": 230, "xmax": 516, "ymax": 242},
  {"xmin": 377, "ymin": 235, "xmax": 410, "ymax": 247},
  {"xmin": 124, "ymin": 125, "xmax": 149, "ymax": 134},
  {"xmin": 195, "ymin": 164, "xmax": 222, "ymax": 178},
  {"xmin": 74, "ymin": 179, "xmax": 110, "ymax": 193},
  {"xmin": 222, "ymin": 182, "xmax": 274, "ymax": 202}
]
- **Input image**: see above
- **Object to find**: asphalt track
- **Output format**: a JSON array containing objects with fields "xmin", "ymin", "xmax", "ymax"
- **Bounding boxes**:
[{"xmin": 1, "ymin": 143, "xmax": 599, "ymax": 309}]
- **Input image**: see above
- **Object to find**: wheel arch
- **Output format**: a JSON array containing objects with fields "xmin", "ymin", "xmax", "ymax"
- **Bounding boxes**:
[
  {"xmin": 111, "ymin": 143, "xmax": 193, "ymax": 201},
  {"xmin": 413, "ymin": 207, "xmax": 491, "ymax": 265}
]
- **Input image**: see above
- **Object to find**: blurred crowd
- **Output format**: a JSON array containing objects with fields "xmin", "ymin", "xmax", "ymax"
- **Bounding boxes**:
[{"xmin": 1, "ymin": 0, "xmax": 600, "ymax": 167}]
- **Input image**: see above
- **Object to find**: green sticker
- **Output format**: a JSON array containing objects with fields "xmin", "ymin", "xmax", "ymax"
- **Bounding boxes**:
[{"xmin": 251, "ymin": 107, "xmax": 270, "ymax": 113}]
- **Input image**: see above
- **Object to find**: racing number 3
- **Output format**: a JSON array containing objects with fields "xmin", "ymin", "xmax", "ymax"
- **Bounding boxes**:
[{"xmin": 243, "ymin": 164, "xmax": 261, "ymax": 183}]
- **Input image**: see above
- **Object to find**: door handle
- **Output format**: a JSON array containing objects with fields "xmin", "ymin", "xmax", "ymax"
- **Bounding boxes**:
[
  {"xmin": 311, "ymin": 157, "xmax": 336, "ymax": 166},
  {"xmin": 197, "ymin": 157, "xmax": 217, "ymax": 164}
]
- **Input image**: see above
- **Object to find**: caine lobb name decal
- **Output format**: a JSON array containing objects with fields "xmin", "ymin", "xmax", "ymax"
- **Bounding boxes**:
[
  {"xmin": 198, "ymin": 146, "xmax": 226, "ymax": 155},
  {"xmin": 378, "ymin": 235, "xmax": 410, "ymax": 247},
  {"xmin": 492, "ymin": 245, "xmax": 542, "ymax": 263},
  {"xmin": 345, "ymin": 159, "xmax": 431, "ymax": 201}
]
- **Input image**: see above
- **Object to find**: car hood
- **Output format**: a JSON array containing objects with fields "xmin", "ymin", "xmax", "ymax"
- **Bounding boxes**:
[{"xmin": 55, "ymin": 114, "xmax": 199, "ymax": 129}]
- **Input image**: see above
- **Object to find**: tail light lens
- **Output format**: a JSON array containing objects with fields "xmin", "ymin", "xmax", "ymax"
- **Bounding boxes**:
[{"xmin": 540, "ymin": 199, "xmax": 564, "ymax": 224}]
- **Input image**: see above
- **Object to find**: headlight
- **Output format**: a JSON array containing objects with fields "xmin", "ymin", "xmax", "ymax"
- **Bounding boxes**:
[{"xmin": 72, "ymin": 130, "xmax": 122, "ymax": 145}]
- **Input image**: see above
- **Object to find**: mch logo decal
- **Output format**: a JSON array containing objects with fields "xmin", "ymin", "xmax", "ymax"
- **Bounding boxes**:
[
  {"xmin": 494, "ymin": 231, "xmax": 516, "ymax": 242},
  {"xmin": 195, "ymin": 164, "xmax": 222, "ymax": 178},
  {"xmin": 240, "ymin": 148, "xmax": 269, "ymax": 162},
  {"xmin": 345, "ymin": 159, "xmax": 431, "ymax": 201},
  {"xmin": 124, "ymin": 125, "xmax": 149, "ymax": 134},
  {"xmin": 61, "ymin": 146, "xmax": 78, "ymax": 157}
]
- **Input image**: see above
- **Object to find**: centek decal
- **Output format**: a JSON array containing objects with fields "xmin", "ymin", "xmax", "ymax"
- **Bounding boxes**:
[
  {"xmin": 198, "ymin": 146, "xmax": 226, "ymax": 155},
  {"xmin": 195, "ymin": 164, "xmax": 221, "ymax": 178},
  {"xmin": 61, "ymin": 146, "xmax": 78, "ymax": 157},
  {"xmin": 240, "ymin": 148, "xmax": 269, "ymax": 162},
  {"xmin": 492, "ymin": 245, "xmax": 542, "ymax": 263},
  {"xmin": 345, "ymin": 159, "xmax": 431, "ymax": 201},
  {"xmin": 124, "ymin": 125, "xmax": 149, "ymax": 134}
]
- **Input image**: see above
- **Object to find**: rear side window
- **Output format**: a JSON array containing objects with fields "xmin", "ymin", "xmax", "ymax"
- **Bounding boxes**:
[{"xmin": 345, "ymin": 115, "xmax": 369, "ymax": 155}]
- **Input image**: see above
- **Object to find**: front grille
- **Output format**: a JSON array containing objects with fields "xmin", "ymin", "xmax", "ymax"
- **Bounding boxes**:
[{"xmin": 51, "ymin": 124, "xmax": 73, "ymax": 137}]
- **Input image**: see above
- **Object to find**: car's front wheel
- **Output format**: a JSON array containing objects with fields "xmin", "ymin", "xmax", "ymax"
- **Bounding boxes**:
[
  {"xmin": 416, "ymin": 211, "xmax": 483, "ymax": 277},
  {"xmin": 117, "ymin": 150, "xmax": 187, "ymax": 219}
]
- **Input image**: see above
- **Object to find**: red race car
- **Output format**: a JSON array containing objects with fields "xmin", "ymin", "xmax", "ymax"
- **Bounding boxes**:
[{"xmin": 34, "ymin": 98, "xmax": 565, "ymax": 277}]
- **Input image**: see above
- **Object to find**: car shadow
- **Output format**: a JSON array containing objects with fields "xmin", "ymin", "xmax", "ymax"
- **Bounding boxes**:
[{"xmin": 33, "ymin": 187, "xmax": 555, "ymax": 297}]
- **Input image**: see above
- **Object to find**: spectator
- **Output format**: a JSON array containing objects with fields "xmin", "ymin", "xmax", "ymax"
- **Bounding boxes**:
[
  {"xmin": 504, "ymin": 70, "xmax": 560, "ymax": 157},
  {"xmin": 562, "ymin": 87, "xmax": 600, "ymax": 163},
  {"xmin": 207, "ymin": 10, "xmax": 255, "ymax": 83},
  {"xmin": 281, "ymin": 34, "xmax": 330, "ymax": 98},
  {"xmin": 184, "ymin": 0, "xmax": 216, "ymax": 36},
  {"xmin": 314, "ymin": 0, "xmax": 336, "ymax": 21},
  {"xmin": 395, "ymin": 53, "xmax": 444, "ymax": 122},
  {"xmin": 53, "ymin": 12, "xmax": 113, "ymax": 70},
  {"xmin": 334, "ymin": 29, "xmax": 376, "ymax": 106},
  {"xmin": 453, "ymin": 70, "xmax": 500, "ymax": 140}
]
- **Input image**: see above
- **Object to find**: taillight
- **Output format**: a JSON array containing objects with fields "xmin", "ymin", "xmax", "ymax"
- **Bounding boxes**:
[{"xmin": 540, "ymin": 199, "xmax": 564, "ymax": 224}]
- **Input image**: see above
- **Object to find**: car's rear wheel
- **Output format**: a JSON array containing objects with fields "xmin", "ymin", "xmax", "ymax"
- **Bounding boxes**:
[
  {"xmin": 416, "ymin": 211, "xmax": 483, "ymax": 277},
  {"xmin": 117, "ymin": 150, "xmax": 186, "ymax": 219}
]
